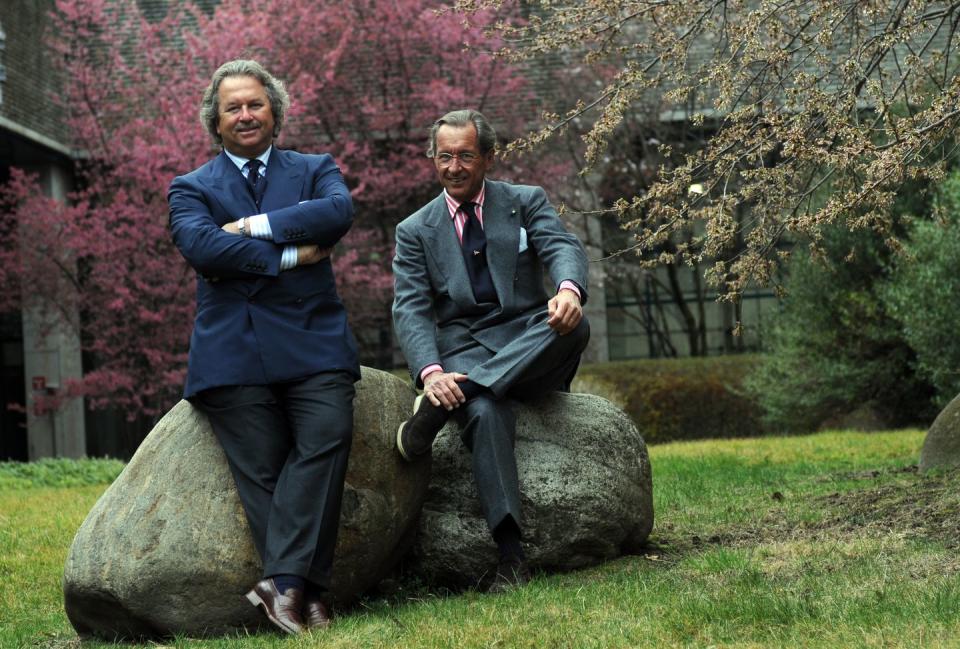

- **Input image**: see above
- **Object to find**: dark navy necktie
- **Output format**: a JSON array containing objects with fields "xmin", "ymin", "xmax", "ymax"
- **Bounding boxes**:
[
  {"xmin": 245, "ymin": 159, "xmax": 266, "ymax": 208},
  {"xmin": 460, "ymin": 202, "xmax": 497, "ymax": 304}
]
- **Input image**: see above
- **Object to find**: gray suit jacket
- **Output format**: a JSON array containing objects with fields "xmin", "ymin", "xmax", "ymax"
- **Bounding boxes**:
[{"xmin": 392, "ymin": 179, "xmax": 588, "ymax": 389}]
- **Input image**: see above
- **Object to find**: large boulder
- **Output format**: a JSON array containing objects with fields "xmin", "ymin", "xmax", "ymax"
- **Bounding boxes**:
[
  {"xmin": 920, "ymin": 392, "xmax": 960, "ymax": 471},
  {"xmin": 411, "ymin": 392, "xmax": 653, "ymax": 587},
  {"xmin": 63, "ymin": 366, "xmax": 427, "ymax": 639}
]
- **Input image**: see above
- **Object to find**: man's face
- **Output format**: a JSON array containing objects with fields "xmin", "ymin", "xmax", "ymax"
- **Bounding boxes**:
[
  {"xmin": 216, "ymin": 75, "xmax": 275, "ymax": 158},
  {"xmin": 433, "ymin": 124, "xmax": 493, "ymax": 203}
]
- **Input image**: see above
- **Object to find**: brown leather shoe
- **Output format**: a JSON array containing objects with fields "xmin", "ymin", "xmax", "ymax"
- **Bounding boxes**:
[
  {"xmin": 396, "ymin": 394, "xmax": 450, "ymax": 461},
  {"xmin": 245, "ymin": 578, "xmax": 305, "ymax": 634},
  {"xmin": 488, "ymin": 558, "xmax": 532, "ymax": 593},
  {"xmin": 303, "ymin": 595, "xmax": 332, "ymax": 629}
]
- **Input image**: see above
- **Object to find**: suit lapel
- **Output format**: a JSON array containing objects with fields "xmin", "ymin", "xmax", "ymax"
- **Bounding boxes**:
[
  {"xmin": 421, "ymin": 194, "xmax": 477, "ymax": 306},
  {"xmin": 422, "ymin": 182, "xmax": 521, "ymax": 308},
  {"xmin": 197, "ymin": 148, "xmax": 306, "ymax": 220},
  {"xmin": 260, "ymin": 148, "xmax": 306, "ymax": 212},
  {"xmin": 481, "ymin": 181, "xmax": 520, "ymax": 308},
  {"xmin": 199, "ymin": 151, "xmax": 257, "ymax": 223}
]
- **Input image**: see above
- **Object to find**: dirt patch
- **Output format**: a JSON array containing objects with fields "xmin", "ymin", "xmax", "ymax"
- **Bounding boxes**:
[
  {"xmin": 649, "ymin": 464, "xmax": 960, "ymax": 557},
  {"xmin": 812, "ymin": 465, "xmax": 960, "ymax": 548}
]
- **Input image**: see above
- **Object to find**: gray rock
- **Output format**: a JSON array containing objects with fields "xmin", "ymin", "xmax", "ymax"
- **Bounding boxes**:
[
  {"xmin": 920, "ymin": 393, "xmax": 960, "ymax": 471},
  {"xmin": 63, "ymin": 366, "xmax": 426, "ymax": 639},
  {"xmin": 411, "ymin": 392, "xmax": 653, "ymax": 587}
]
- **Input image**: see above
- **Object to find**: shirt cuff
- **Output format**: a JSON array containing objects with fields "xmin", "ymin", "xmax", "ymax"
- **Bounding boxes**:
[
  {"xmin": 280, "ymin": 245, "xmax": 298, "ymax": 270},
  {"xmin": 559, "ymin": 280, "xmax": 581, "ymax": 300},
  {"xmin": 248, "ymin": 213, "xmax": 272, "ymax": 239},
  {"xmin": 420, "ymin": 364, "xmax": 443, "ymax": 383}
]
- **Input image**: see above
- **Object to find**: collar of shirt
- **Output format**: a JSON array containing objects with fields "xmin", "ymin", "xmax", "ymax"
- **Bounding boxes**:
[
  {"xmin": 224, "ymin": 145, "xmax": 272, "ymax": 176},
  {"xmin": 443, "ymin": 181, "xmax": 486, "ymax": 222}
]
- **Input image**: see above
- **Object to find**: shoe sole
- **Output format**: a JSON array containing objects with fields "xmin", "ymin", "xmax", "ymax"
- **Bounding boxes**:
[
  {"xmin": 396, "ymin": 394, "xmax": 425, "ymax": 462},
  {"xmin": 245, "ymin": 589, "xmax": 301, "ymax": 635}
]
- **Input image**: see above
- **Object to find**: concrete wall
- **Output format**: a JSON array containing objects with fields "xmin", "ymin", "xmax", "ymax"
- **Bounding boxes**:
[{"xmin": 21, "ymin": 165, "xmax": 86, "ymax": 459}]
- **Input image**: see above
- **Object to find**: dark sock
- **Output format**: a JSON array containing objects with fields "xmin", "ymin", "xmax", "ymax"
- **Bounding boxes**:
[
  {"xmin": 270, "ymin": 574, "xmax": 305, "ymax": 594},
  {"xmin": 304, "ymin": 581, "xmax": 326, "ymax": 598},
  {"xmin": 493, "ymin": 516, "xmax": 525, "ymax": 562},
  {"xmin": 415, "ymin": 397, "xmax": 451, "ymax": 429}
]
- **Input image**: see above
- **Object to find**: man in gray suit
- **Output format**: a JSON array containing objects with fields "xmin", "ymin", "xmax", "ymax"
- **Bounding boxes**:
[{"xmin": 392, "ymin": 109, "xmax": 590, "ymax": 591}]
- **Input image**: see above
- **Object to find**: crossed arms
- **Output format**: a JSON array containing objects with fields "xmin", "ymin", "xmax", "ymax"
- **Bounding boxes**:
[{"xmin": 168, "ymin": 154, "xmax": 352, "ymax": 279}]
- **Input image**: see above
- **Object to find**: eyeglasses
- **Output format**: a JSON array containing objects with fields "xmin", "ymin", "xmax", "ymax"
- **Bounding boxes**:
[{"xmin": 435, "ymin": 152, "xmax": 480, "ymax": 167}]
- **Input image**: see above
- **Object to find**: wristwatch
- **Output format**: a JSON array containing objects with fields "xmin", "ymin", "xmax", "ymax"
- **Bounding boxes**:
[{"xmin": 238, "ymin": 217, "xmax": 246, "ymax": 237}]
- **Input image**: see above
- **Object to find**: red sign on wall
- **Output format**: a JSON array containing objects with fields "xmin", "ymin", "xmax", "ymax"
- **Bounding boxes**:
[{"xmin": 31, "ymin": 376, "xmax": 46, "ymax": 391}]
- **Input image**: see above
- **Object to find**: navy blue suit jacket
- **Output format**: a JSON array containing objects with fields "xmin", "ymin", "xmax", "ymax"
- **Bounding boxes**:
[{"xmin": 169, "ymin": 148, "xmax": 360, "ymax": 398}]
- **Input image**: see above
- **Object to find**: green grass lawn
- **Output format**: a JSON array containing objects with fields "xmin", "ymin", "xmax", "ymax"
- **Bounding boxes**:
[{"xmin": 3, "ymin": 429, "xmax": 959, "ymax": 648}]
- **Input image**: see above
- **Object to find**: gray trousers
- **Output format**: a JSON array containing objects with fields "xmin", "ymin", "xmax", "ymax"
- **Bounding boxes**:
[
  {"xmin": 192, "ymin": 370, "xmax": 355, "ymax": 588},
  {"xmin": 454, "ymin": 313, "xmax": 590, "ymax": 531}
]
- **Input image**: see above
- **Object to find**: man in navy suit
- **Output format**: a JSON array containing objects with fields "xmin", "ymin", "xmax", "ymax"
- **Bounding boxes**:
[
  {"xmin": 169, "ymin": 60, "xmax": 359, "ymax": 635},
  {"xmin": 392, "ymin": 110, "xmax": 589, "ymax": 592}
]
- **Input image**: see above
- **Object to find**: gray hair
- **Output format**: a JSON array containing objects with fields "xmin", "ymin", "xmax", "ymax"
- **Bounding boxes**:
[
  {"xmin": 199, "ymin": 59, "xmax": 290, "ymax": 144},
  {"xmin": 426, "ymin": 109, "xmax": 498, "ymax": 158}
]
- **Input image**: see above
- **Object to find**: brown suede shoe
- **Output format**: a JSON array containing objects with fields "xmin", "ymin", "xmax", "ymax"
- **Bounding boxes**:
[
  {"xmin": 303, "ymin": 595, "xmax": 332, "ymax": 629},
  {"xmin": 245, "ymin": 578, "xmax": 305, "ymax": 635},
  {"xmin": 487, "ymin": 558, "xmax": 532, "ymax": 593},
  {"xmin": 396, "ymin": 394, "xmax": 450, "ymax": 461}
]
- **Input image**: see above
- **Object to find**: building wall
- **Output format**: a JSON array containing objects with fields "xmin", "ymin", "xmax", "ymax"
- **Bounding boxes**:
[
  {"xmin": 0, "ymin": 3, "xmax": 86, "ymax": 460},
  {"xmin": 0, "ymin": 0, "xmax": 68, "ymax": 145}
]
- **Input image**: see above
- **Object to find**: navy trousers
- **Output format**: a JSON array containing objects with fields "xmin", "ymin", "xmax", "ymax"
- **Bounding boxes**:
[{"xmin": 193, "ymin": 370, "xmax": 355, "ymax": 588}]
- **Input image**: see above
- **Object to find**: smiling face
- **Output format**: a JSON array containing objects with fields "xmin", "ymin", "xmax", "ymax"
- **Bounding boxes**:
[
  {"xmin": 215, "ymin": 75, "xmax": 275, "ymax": 158},
  {"xmin": 433, "ymin": 124, "xmax": 494, "ymax": 203}
]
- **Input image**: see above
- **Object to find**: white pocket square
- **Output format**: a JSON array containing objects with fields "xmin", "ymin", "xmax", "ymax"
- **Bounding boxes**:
[{"xmin": 518, "ymin": 227, "xmax": 528, "ymax": 253}]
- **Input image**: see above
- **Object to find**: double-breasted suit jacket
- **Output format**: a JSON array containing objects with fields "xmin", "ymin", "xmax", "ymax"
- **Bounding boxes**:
[
  {"xmin": 392, "ymin": 179, "xmax": 589, "ymax": 395},
  {"xmin": 169, "ymin": 149, "xmax": 360, "ymax": 398}
]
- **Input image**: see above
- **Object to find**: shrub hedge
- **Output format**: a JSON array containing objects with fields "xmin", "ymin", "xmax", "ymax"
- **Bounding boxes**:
[
  {"xmin": 572, "ymin": 355, "xmax": 764, "ymax": 444},
  {"xmin": 0, "ymin": 457, "xmax": 125, "ymax": 489}
]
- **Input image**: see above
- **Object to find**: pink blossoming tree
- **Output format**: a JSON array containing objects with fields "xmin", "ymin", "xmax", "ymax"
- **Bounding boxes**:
[{"xmin": 0, "ymin": 0, "xmax": 540, "ymax": 418}]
